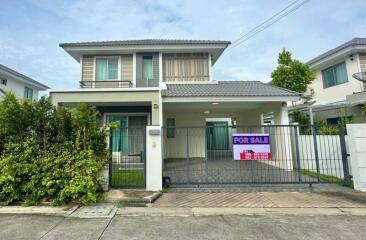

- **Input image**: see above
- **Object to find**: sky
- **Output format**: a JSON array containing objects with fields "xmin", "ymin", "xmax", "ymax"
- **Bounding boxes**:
[{"xmin": 1, "ymin": 0, "xmax": 366, "ymax": 91}]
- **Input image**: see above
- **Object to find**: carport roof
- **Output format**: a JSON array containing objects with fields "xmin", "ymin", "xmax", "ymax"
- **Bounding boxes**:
[{"xmin": 162, "ymin": 81, "xmax": 301, "ymax": 98}]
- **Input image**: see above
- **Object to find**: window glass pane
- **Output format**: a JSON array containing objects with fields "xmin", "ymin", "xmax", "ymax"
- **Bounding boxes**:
[
  {"xmin": 96, "ymin": 59, "xmax": 108, "ymax": 81},
  {"xmin": 323, "ymin": 67, "xmax": 335, "ymax": 88},
  {"xmin": 108, "ymin": 59, "xmax": 118, "ymax": 80},
  {"xmin": 335, "ymin": 63, "xmax": 348, "ymax": 84},
  {"xmin": 24, "ymin": 87, "xmax": 28, "ymax": 98},
  {"xmin": 167, "ymin": 118, "xmax": 175, "ymax": 138},
  {"xmin": 143, "ymin": 57, "xmax": 153, "ymax": 81},
  {"xmin": 29, "ymin": 88, "xmax": 33, "ymax": 99},
  {"xmin": 24, "ymin": 87, "xmax": 33, "ymax": 100}
]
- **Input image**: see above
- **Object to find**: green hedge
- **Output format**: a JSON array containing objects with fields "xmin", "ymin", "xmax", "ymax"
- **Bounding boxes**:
[{"xmin": 0, "ymin": 93, "xmax": 108, "ymax": 206}]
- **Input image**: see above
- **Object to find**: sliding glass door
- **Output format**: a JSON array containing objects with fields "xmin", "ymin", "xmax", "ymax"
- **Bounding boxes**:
[{"xmin": 106, "ymin": 114, "xmax": 147, "ymax": 161}]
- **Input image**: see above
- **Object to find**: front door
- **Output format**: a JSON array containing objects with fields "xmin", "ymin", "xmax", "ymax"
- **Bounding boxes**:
[{"xmin": 206, "ymin": 121, "xmax": 229, "ymax": 151}]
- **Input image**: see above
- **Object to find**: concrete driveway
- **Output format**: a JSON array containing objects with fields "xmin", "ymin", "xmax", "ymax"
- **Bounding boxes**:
[
  {"xmin": 153, "ymin": 191, "xmax": 366, "ymax": 208},
  {"xmin": 1, "ymin": 214, "xmax": 366, "ymax": 240}
]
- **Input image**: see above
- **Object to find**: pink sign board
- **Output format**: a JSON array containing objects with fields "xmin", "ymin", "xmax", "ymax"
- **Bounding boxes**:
[{"xmin": 232, "ymin": 133, "xmax": 271, "ymax": 160}]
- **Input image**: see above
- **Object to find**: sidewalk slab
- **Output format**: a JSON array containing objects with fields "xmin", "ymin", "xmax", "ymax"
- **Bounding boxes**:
[
  {"xmin": 118, "ymin": 207, "xmax": 192, "ymax": 217},
  {"xmin": 68, "ymin": 203, "xmax": 117, "ymax": 218}
]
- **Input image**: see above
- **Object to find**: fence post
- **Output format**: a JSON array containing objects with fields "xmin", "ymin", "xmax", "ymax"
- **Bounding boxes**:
[
  {"xmin": 294, "ymin": 125, "xmax": 302, "ymax": 183},
  {"xmin": 347, "ymin": 124, "xmax": 366, "ymax": 191},
  {"xmin": 186, "ymin": 127, "xmax": 191, "ymax": 184},
  {"xmin": 339, "ymin": 125, "xmax": 350, "ymax": 181},
  {"xmin": 205, "ymin": 126, "xmax": 209, "ymax": 184},
  {"xmin": 311, "ymin": 125, "xmax": 321, "ymax": 182},
  {"xmin": 145, "ymin": 126, "xmax": 163, "ymax": 191},
  {"xmin": 108, "ymin": 131, "xmax": 113, "ymax": 188}
]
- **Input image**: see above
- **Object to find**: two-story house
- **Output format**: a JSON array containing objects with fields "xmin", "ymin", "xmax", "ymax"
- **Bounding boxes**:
[
  {"xmin": 49, "ymin": 39, "xmax": 300, "ymax": 189},
  {"xmin": 293, "ymin": 38, "xmax": 366, "ymax": 124},
  {"xmin": 0, "ymin": 64, "xmax": 49, "ymax": 100}
]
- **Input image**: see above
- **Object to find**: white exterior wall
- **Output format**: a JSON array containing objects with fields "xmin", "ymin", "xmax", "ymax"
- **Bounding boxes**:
[
  {"xmin": 146, "ymin": 126, "xmax": 163, "ymax": 191},
  {"xmin": 347, "ymin": 124, "xmax": 366, "ymax": 192},
  {"xmin": 308, "ymin": 55, "xmax": 364, "ymax": 104}
]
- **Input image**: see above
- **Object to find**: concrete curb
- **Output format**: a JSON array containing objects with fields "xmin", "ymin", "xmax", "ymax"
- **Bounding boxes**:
[
  {"xmin": 0, "ymin": 205, "xmax": 80, "ymax": 217},
  {"xmin": 117, "ymin": 207, "xmax": 366, "ymax": 217}
]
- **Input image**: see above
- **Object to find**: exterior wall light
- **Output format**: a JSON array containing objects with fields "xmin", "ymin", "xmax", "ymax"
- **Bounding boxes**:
[{"xmin": 212, "ymin": 102, "xmax": 219, "ymax": 105}]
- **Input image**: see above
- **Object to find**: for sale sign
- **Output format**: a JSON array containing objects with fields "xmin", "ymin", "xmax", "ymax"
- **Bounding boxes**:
[{"xmin": 232, "ymin": 133, "xmax": 271, "ymax": 160}]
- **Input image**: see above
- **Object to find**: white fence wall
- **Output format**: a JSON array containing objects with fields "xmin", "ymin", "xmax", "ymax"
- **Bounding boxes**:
[{"xmin": 292, "ymin": 134, "xmax": 351, "ymax": 178}]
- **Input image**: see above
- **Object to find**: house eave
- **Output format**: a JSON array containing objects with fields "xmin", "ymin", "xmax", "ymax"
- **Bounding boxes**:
[
  {"xmin": 162, "ymin": 96, "xmax": 301, "ymax": 103},
  {"xmin": 61, "ymin": 44, "xmax": 229, "ymax": 65}
]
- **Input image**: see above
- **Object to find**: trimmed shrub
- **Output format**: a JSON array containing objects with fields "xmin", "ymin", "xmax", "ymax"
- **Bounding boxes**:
[{"xmin": 0, "ymin": 93, "xmax": 108, "ymax": 206}]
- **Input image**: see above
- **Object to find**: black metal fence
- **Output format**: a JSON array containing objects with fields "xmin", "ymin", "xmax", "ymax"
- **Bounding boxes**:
[
  {"xmin": 109, "ymin": 127, "xmax": 146, "ymax": 188},
  {"xmin": 163, "ymin": 124, "xmax": 351, "ymax": 186}
]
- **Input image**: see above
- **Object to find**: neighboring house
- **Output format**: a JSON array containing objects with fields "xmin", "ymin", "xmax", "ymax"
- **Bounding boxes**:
[
  {"xmin": 49, "ymin": 39, "xmax": 301, "ymax": 190},
  {"xmin": 292, "ymin": 38, "xmax": 366, "ymax": 124},
  {"xmin": 0, "ymin": 64, "xmax": 50, "ymax": 100}
]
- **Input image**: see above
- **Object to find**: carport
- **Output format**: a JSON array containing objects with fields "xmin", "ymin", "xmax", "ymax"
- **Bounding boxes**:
[{"xmin": 161, "ymin": 81, "xmax": 303, "ymax": 186}]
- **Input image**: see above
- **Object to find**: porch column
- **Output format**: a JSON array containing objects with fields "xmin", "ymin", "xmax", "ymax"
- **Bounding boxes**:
[
  {"xmin": 146, "ymin": 126, "xmax": 163, "ymax": 191},
  {"xmin": 347, "ymin": 124, "xmax": 366, "ymax": 192},
  {"xmin": 279, "ymin": 103, "xmax": 293, "ymax": 170}
]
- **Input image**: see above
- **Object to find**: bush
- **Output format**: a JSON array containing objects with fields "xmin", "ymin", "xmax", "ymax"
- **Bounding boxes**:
[{"xmin": 0, "ymin": 93, "xmax": 108, "ymax": 206}]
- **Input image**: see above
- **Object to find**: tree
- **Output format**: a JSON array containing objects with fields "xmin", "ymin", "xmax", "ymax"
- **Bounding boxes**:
[{"xmin": 271, "ymin": 49, "xmax": 315, "ymax": 93}]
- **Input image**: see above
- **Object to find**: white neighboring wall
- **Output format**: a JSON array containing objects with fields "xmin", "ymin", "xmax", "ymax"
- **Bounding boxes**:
[
  {"xmin": 1, "ymin": 78, "xmax": 40, "ymax": 100},
  {"xmin": 293, "ymin": 134, "xmax": 351, "ymax": 178},
  {"xmin": 307, "ymin": 54, "xmax": 364, "ymax": 104},
  {"xmin": 347, "ymin": 124, "xmax": 366, "ymax": 192}
]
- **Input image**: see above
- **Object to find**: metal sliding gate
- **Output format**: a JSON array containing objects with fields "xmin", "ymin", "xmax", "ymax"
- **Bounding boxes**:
[
  {"xmin": 109, "ymin": 127, "xmax": 146, "ymax": 188},
  {"xmin": 163, "ymin": 124, "xmax": 351, "ymax": 186}
]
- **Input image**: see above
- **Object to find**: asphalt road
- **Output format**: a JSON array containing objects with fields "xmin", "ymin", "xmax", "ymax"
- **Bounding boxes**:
[{"xmin": 1, "ymin": 214, "xmax": 365, "ymax": 240}]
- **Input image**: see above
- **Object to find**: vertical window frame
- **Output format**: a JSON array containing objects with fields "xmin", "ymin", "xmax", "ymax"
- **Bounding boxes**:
[
  {"xmin": 142, "ymin": 56, "xmax": 154, "ymax": 83},
  {"xmin": 167, "ymin": 118, "xmax": 175, "ymax": 138}
]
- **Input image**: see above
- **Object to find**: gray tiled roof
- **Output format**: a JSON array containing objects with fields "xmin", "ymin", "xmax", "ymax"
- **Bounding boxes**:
[
  {"xmin": 0, "ymin": 64, "xmax": 49, "ymax": 90},
  {"xmin": 162, "ymin": 81, "xmax": 300, "ymax": 98},
  {"xmin": 307, "ymin": 38, "xmax": 366, "ymax": 65},
  {"xmin": 60, "ymin": 39, "xmax": 231, "ymax": 48}
]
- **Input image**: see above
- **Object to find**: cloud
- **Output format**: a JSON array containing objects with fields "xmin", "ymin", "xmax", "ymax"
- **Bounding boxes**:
[{"xmin": 1, "ymin": 0, "xmax": 366, "ymax": 91}]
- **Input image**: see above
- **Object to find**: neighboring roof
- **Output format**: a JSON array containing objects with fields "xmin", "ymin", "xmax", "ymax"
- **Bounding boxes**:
[
  {"xmin": 0, "ymin": 64, "xmax": 50, "ymax": 90},
  {"xmin": 59, "ymin": 39, "xmax": 231, "ymax": 48},
  {"xmin": 307, "ymin": 38, "xmax": 366, "ymax": 65},
  {"xmin": 162, "ymin": 81, "xmax": 301, "ymax": 98}
]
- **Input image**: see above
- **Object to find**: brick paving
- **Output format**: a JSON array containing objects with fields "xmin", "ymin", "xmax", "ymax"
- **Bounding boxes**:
[{"xmin": 153, "ymin": 191, "xmax": 366, "ymax": 208}]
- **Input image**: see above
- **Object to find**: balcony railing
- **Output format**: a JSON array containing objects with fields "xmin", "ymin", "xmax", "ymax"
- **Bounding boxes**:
[
  {"xmin": 163, "ymin": 75, "xmax": 209, "ymax": 82},
  {"xmin": 80, "ymin": 80, "xmax": 133, "ymax": 88}
]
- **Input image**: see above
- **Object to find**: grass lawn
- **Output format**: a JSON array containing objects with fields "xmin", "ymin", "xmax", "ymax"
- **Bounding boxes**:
[
  {"xmin": 111, "ymin": 169, "xmax": 145, "ymax": 187},
  {"xmin": 300, "ymin": 169, "xmax": 353, "ymax": 188}
]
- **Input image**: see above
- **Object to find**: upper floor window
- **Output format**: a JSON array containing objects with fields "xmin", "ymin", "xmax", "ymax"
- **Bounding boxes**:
[
  {"xmin": 24, "ymin": 87, "xmax": 33, "ymax": 100},
  {"xmin": 322, "ymin": 62, "xmax": 348, "ymax": 88},
  {"xmin": 143, "ymin": 56, "xmax": 153, "ymax": 82},
  {"xmin": 0, "ymin": 78, "xmax": 7, "ymax": 86},
  {"xmin": 95, "ymin": 57, "xmax": 118, "ymax": 81}
]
